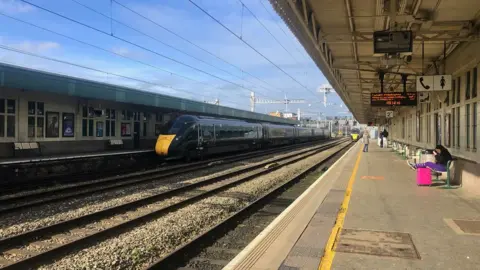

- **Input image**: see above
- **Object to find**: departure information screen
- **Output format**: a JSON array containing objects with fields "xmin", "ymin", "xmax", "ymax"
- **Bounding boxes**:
[{"xmin": 370, "ymin": 92, "xmax": 417, "ymax": 106}]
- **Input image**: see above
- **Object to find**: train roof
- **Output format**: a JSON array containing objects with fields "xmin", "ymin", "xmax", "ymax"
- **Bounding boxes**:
[
  {"xmin": 177, "ymin": 115, "xmax": 261, "ymax": 125},
  {"xmin": 176, "ymin": 115, "xmax": 296, "ymax": 126}
]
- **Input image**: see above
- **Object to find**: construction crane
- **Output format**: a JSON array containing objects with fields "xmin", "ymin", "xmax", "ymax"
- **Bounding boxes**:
[
  {"xmin": 204, "ymin": 98, "xmax": 220, "ymax": 105},
  {"xmin": 316, "ymin": 84, "xmax": 335, "ymax": 107},
  {"xmin": 250, "ymin": 91, "xmax": 305, "ymax": 112}
]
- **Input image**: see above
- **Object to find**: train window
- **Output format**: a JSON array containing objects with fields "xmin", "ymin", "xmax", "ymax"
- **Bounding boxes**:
[
  {"xmin": 202, "ymin": 126, "xmax": 213, "ymax": 140},
  {"xmin": 169, "ymin": 120, "xmax": 190, "ymax": 135},
  {"xmin": 185, "ymin": 126, "xmax": 197, "ymax": 141}
]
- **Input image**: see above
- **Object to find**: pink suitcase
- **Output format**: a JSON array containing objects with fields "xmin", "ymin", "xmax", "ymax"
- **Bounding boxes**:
[{"xmin": 417, "ymin": 167, "xmax": 431, "ymax": 186}]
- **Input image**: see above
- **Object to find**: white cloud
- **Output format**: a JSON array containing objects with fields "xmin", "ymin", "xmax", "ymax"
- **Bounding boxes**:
[
  {"xmin": 111, "ymin": 47, "xmax": 129, "ymax": 56},
  {"xmin": 0, "ymin": 0, "xmax": 34, "ymax": 14},
  {"xmin": 0, "ymin": 37, "xmax": 61, "ymax": 54},
  {"xmin": 14, "ymin": 41, "xmax": 60, "ymax": 54}
]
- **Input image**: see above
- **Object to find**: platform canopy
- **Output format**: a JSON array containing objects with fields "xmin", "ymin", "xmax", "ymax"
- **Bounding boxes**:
[
  {"xmin": 0, "ymin": 63, "xmax": 298, "ymax": 125},
  {"xmin": 269, "ymin": 0, "xmax": 480, "ymax": 123}
]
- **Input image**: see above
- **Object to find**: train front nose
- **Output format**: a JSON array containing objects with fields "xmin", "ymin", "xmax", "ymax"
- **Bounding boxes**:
[{"xmin": 155, "ymin": 135, "xmax": 176, "ymax": 156}]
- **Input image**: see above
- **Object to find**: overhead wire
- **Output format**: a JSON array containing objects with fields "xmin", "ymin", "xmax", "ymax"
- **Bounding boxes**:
[
  {"xmin": 112, "ymin": 0, "xmax": 281, "ymax": 95},
  {"xmin": 69, "ymin": 0, "xmax": 279, "ymax": 99},
  {"xmin": 257, "ymin": 0, "xmax": 311, "ymax": 64},
  {"xmin": 0, "ymin": 12, "xmax": 200, "ymax": 85},
  {"xmin": 0, "ymin": 44, "xmax": 245, "ymax": 108},
  {"xmin": 238, "ymin": 0, "xmax": 301, "ymax": 66},
  {"xmin": 188, "ymin": 0, "xmax": 322, "ymax": 102},
  {"xmin": 0, "ymin": 12, "xmax": 253, "ymax": 102},
  {"xmin": 19, "ymin": 0, "xmax": 275, "ymax": 101},
  {"xmin": 242, "ymin": 0, "xmax": 319, "ymax": 91}
]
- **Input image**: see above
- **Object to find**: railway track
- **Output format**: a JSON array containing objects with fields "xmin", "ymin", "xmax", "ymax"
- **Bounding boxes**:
[
  {"xmin": 0, "ymin": 139, "xmax": 330, "ymax": 215},
  {"xmin": 0, "ymin": 139, "xmax": 349, "ymax": 269},
  {"xmin": 0, "ymin": 140, "xmax": 327, "ymax": 197},
  {"xmin": 147, "ymin": 140, "xmax": 353, "ymax": 270}
]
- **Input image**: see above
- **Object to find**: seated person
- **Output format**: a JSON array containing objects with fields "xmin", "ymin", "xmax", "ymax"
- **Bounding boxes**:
[{"xmin": 407, "ymin": 145, "xmax": 452, "ymax": 172}]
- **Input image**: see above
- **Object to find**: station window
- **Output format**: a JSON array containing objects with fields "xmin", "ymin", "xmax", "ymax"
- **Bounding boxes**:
[
  {"xmin": 456, "ymin": 107, "xmax": 460, "ymax": 147},
  {"xmin": 466, "ymin": 71, "xmax": 471, "ymax": 100},
  {"xmin": 445, "ymin": 114, "xmax": 451, "ymax": 147},
  {"xmin": 142, "ymin": 113, "xmax": 149, "ymax": 137},
  {"xmin": 81, "ymin": 106, "xmax": 95, "ymax": 137},
  {"xmin": 27, "ymin": 101, "xmax": 45, "ymax": 138},
  {"xmin": 473, "ymin": 67, "xmax": 478, "ymax": 98},
  {"xmin": 96, "ymin": 121, "xmax": 104, "ymax": 137},
  {"xmin": 466, "ymin": 104, "xmax": 470, "ymax": 149},
  {"xmin": 452, "ymin": 108, "xmax": 456, "ymax": 147},
  {"xmin": 121, "ymin": 110, "xmax": 132, "ymax": 121},
  {"xmin": 473, "ymin": 103, "xmax": 477, "ymax": 150},
  {"xmin": 105, "ymin": 109, "xmax": 116, "ymax": 137},
  {"xmin": 426, "ymin": 115, "xmax": 431, "ymax": 143},
  {"xmin": 435, "ymin": 113, "xmax": 441, "ymax": 146},
  {"xmin": 155, "ymin": 113, "xmax": 164, "ymax": 136},
  {"xmin": 0, "ymin": 99, "xmax": 16, "ymax": 138},
  {"xmin": 402, "ymin": 117, "xmax": 405, "ymax": 139},
  {"xmin": 133, "ymin": 112, "xmax": 140, "ymax": 122},
  {"xmin": 452, "ymin": 79, "xmax": 456, "ymax": 105},
  {"xmin": 418, "ymin": 113, "xmax": 423, "ymax": 142},
  {"xmin": 457, "ymin": 77, "xmax": 461, "ymax": 103}
]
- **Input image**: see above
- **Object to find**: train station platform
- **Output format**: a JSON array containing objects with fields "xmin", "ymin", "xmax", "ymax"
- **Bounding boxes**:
[
  {"xmin": 0, "ymin": 149, "xmax": 154, "ymax": 166},
  {"xmin": 224, "ymin": 142, "xmax": 480, "ymax": 270}
]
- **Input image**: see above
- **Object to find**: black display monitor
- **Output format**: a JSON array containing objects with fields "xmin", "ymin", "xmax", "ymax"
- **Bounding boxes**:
[
  {"xmin": 373, "ymin": 31, "xmax": 413, "ymax": 54},
  {"xmin": 370, "ymin": 92, "xmax": 417, "ymax": 107}
]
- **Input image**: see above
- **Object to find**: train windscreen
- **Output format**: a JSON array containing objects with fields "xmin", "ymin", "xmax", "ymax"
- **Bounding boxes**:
[
  {"xmin": 351, "ymin": 128, "xmax": 360, "ymax": 134},
  {"xmin": 168, "ymin": 116, "xmax": 195, "ymax": 135}
]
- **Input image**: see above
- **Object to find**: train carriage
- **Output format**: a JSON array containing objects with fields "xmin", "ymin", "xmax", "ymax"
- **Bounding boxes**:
[
  {"xmin": 295, "ymin": 127, "xmax": 313, "ymax": 143},
  {"xmin": 350, "ymin": 128, "xmax": 361, "ymax": 142},
  {"xmin": 156, "ymin": 115, "xmax": 263, "ymax": 161},
  {"xmin": 262, "ymin": 124, "xmax": 295, "ymax": 146},
  {"xmin": 156, "ymin": 115, "xmax": 331, "ymax": 161}
]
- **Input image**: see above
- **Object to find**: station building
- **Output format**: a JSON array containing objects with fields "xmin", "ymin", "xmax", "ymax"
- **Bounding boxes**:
[{"xmin": 0, "ymin": 63, "xmax": 296, "ymax": 158}]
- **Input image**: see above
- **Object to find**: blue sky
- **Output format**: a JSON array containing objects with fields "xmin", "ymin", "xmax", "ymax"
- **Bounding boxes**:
[{"xmin": 0, "ymin": 0, "xmax": 351, "ymax": 117}]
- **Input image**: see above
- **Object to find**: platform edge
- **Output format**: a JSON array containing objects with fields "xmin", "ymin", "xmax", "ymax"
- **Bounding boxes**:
[{"xmin": 222, "ymin": 141, "xmax": 359, "ymax": 270}]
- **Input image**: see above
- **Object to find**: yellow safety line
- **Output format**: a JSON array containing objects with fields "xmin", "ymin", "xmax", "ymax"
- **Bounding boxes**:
[{"xmin": 318, "ymin": 148, "xmax": 363, "ymax": 270}]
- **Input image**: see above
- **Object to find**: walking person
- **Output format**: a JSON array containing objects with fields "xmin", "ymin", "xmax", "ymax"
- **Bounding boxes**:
[
  {"xmin": 362, "ymin": 129, "xmax": 370, "ymax": 152},
  {"xmin": 380, "ymin": 130, "xmax": 384, "ymax": 148},
  {"xmin": 380, "ymin": 129, "xmax": 389, "ymax": 148}
]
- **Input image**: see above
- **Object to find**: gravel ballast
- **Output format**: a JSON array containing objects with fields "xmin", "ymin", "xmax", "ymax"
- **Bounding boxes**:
[
  {"xmin": 0, "ymin": 143, "xmax": 329, "ymax": 239},
  {"xmin": 38, "ymin": 143, "xmax": 347, "ymax": 270}
]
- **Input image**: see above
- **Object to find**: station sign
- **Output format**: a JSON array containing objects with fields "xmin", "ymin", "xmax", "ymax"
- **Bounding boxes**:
[
  {"xmin": 386, "ymin": 111, "xmax": 394, "ymax": 118},
  {"xmin": 419, "ymin": 92, "xmax": 430, "ymax": 103},
  {"xmin": 416, "ymin": 75, "xmax": 452, "ymax": 92},
  {"xmin": 370, "ymin": 92, "xmax": 417, "ymax": 107}
]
